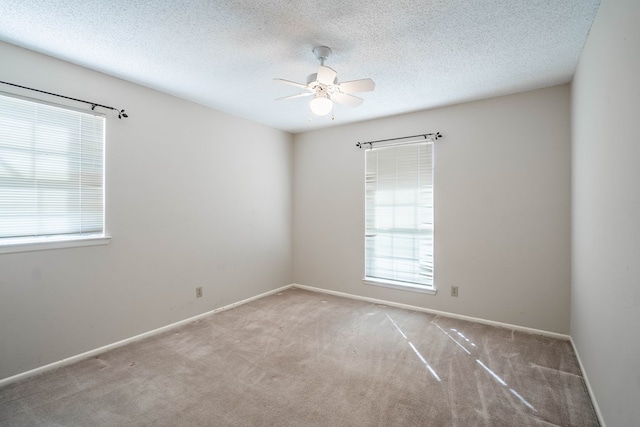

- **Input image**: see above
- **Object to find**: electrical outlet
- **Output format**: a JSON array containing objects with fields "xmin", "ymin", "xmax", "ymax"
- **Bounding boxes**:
[
  {"xmin": 451, "ymin": 286, "xmax": 459, "ymax": 297},
  {"xmin": 196, "ymin": 287, "xmax": 203, "ymax": 298}
]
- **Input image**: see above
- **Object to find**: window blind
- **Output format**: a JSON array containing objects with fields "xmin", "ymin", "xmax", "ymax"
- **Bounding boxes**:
[
  {"xmin": 0, "ymin": 93, "xmax": 105, "ymax": 241},
  {"xmin": 365, "ymin": 141, "xmax": 434, "ymax": 288}
]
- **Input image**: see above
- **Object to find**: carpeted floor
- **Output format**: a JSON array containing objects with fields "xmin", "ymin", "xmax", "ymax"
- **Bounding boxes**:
[{"xmin": 0, "ymin": 288, "xmax": 599, "ymax": 426}]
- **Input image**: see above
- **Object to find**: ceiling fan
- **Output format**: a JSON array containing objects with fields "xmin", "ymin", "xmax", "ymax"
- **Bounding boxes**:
[{"xmin": 274, "ymin": 46, "xmax": 375, "ymax": 116}]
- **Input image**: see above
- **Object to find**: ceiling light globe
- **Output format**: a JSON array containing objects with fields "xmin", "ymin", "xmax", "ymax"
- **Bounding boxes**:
[{"xmin": 310, "ymin": 97, "xmax": 333, "ymax": 116}]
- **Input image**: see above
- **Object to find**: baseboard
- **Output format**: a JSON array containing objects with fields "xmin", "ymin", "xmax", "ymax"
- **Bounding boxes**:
[
  {"xmin": 0, "ymin": 284, "xmax": 293, "ymax": 387},
  {"xmin": 570, "ymin": 337, "xmax": 606, "ymax": 427},
  {"xmin": 291, "ymin": 283, "xmax": 570, "ymax": 341}
]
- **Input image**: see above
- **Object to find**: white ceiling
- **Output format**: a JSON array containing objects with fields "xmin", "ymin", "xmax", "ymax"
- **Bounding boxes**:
[{"xmin": 0, "ymin": 0, "xmax": 600, "ymax": 134}]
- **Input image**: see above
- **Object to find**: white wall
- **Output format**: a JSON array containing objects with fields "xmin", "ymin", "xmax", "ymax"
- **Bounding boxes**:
[
  {"xmin": 293, "ymin": 85, "xmax": 571, "ymax": 334},
  {"xmin": 571, "ymin": 0, "xmax": 640, "ymax": 425},
  {"xmin": 0, "ymin": 42, "xmax": 293, "ymax": 380}
]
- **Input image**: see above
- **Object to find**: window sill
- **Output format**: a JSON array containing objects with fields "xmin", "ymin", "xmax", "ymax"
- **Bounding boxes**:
[
  {"xmin": 0, "ymin": 235, "xmax": 111, "ymax": 255},
  {"xmin": 363, "ymin": 277, "xmax": 437, "ymax": 295}
]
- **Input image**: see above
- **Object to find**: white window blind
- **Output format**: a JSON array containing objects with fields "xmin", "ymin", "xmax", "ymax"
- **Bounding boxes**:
[
  {"xmin": 365, "ymin": 141, "xmax": 434, "ymax": 289},
  {"xmin": 0, "ymin": 93, "xmax": 105, "ymax": 242}
]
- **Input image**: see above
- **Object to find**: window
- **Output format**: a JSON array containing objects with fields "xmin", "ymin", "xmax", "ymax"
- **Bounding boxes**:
[
  {"xmin": 0, "ymin": 93, "xmax": 107, "ymax": 252},
  {"xmin": 364, "ymin": 141, "xmax": 434, "ymax": 292}
]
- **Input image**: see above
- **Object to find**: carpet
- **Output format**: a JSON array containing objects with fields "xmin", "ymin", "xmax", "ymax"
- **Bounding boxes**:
[{"xmin": 0, "ymin": 288, "xmax": 599, "ymax": 426}]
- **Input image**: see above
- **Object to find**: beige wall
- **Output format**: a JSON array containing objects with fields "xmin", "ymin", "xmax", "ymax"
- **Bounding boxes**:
[
  {"xmin": 293, "ymin": 85, "xmax": 572, "ymax": 334},
  {"xmin": 571, "ymin": 0, "xmax": 640, "ymax": 424},
  {"xmin": 0, "ymin": 42, "xmax": 293, "ymax": 380}
]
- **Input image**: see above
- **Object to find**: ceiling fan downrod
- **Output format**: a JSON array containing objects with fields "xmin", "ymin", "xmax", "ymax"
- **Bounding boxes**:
[{"xmin": 313, "ymin": 46, "xmax": 332, "ymax": 66}]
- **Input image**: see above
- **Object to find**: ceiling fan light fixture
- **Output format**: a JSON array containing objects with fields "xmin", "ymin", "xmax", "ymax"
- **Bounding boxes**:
[{"xmin": 310, "ymin": 95, "xmax": 333, "ymax": 116}]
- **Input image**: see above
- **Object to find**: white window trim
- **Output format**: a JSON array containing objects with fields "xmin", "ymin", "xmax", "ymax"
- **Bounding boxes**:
[
  {"xmin": 0, "ymin": 91, "xmax": 107, "ymax": 253},
  {"xmin": 363, "ymin": 139, "xmax": 436, "ymax": 294},
  {"xmin": 363, "ymin": 277, "xmax": 437, "ymax": 295},
  {"xmin": 0, "ymin": 234, "xmax": 111, "ymax": 254}
]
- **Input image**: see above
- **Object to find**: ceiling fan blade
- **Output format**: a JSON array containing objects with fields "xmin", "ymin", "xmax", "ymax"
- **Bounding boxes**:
[
  {"xmin": 338, "ymin": 78, "xmax": 375, "ymax": 93},
  {"xmin": 273, "ymin": 78, "xmax": 309, "ymax": 89},
  {"xmin": 317, "ymin": 66, "xmax": 337, "ymax": 85},
  {"xmin": 331, "ymin": 92, "xmax": 364, "ymax": 107},
  {"xmin": 276, "ymin": 92, "xmax": 314, "ymax": 101}
]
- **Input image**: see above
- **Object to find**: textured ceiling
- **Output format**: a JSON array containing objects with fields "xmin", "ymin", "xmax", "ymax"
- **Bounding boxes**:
[{"xmin": 0, "ymin": 0, "xmax": 599, "ymax": 133}]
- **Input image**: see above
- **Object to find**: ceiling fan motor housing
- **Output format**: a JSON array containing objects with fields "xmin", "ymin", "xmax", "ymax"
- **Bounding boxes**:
[{"xmin": 307, "ymin": 73, "xmax": 337, "ymax": 86}]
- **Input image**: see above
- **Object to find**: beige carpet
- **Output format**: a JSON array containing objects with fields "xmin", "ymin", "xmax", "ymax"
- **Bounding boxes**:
[{"xmin": 0, "ymin": 288, "xmax": 599, "ymax": 426}]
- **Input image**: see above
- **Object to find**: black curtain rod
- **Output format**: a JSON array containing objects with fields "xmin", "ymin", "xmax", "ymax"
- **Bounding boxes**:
[
  {"xmin": 0, "ymin": 80, "xmax": 128, "ymax": 119},
  {"xmin": 356, "ymin": 132, "xmax": 442, "ymax": 149}
]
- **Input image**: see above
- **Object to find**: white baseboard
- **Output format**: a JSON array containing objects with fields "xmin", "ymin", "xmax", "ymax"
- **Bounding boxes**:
[
  {"xmin": 570, "ymin": 337, "xmax": 606, "ymax": 427},
  {"xmin": 290, "ymin": 283, "xmax": 571, "ymax": 340},
  {"xmin": 0, "ymin": 284, "xmax": 292, "ymax": 387}
]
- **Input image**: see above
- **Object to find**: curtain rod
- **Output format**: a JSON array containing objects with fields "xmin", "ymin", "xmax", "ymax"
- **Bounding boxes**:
[
  {"xmin": 356, "ymin": 132, "xmax": 442, "ymax": 149},
  {"xmin": 0, "ymin": 80, "xmax": 128, "ymax": 119}
]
